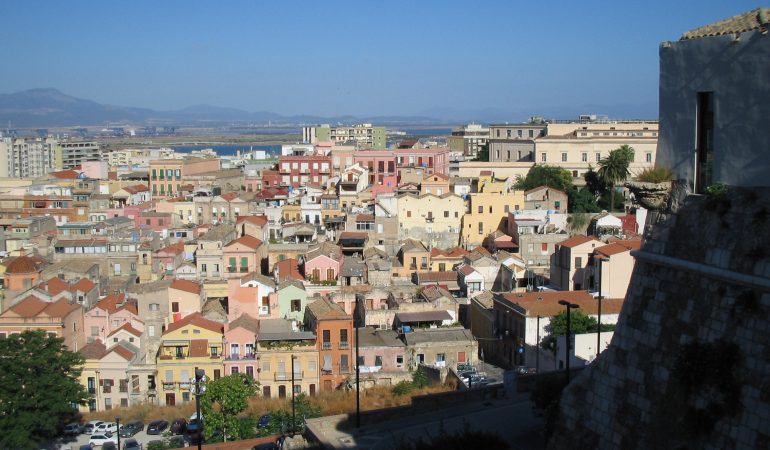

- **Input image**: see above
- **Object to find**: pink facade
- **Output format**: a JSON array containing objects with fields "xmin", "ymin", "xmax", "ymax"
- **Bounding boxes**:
[
  {"xmin": 223, "ymin": 236, "xmax": 265, "ymax": 279},
  {"xmin": 304, "ymin": 254, "xmax": 341, "ymax": 283},
  {"xmin": 80, "ymin": 161, "xmax": 109, "ymax": 180},
  {"xmin": 359, "ymin": 344, "xmax": 406, "ymax": 373},
  {"xmin": 83, "ymin": 295, "xmax": 142, "ymax": 344},
  {"xmin": 370, "ymin": 174, "xmax": 399, "ymax": 197},
  {"xmin": 278, "ymin": 156, "xmax": 332, "ymax": 188},
  {"xmin": 393, "ymin": 147, "xmax": 450, "ymax": 175},
  {"xmin": 102, "ymin": 203, "xmax": 152, "ymax": 221},
  {"xmin": 223, "ymin": 322, "xmax": 258, "ymax": 378},
  {"xmin": 353, "ymin": 150, "xmax": 397, "ymax": 185},
  {"xmin": 136, "ymin": 212, "xmax": 172, "ymax": 232},
  {"xmin": 227, "ymin": 277, "xmax": 276, "ymax": 321}
]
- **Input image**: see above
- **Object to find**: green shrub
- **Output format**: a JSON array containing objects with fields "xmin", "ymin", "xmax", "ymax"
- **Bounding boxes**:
[
  {"xmin": 392, "ymin": 381, "xmax": 414, "ymax": 396},
  {"xmin": 636, "ymin": 166, "xmax": 674, "ymax": 183}
]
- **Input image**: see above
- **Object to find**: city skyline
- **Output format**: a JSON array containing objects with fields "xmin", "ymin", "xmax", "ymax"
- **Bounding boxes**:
[{"xmin": 0, "ymin": 1, "xmax": 760, "ymax": 122}]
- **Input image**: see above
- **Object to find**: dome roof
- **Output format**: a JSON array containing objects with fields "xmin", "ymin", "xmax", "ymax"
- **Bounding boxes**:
[{"xmin": 4, "ymin": 254, "xmax": 44, "ymax": 275}]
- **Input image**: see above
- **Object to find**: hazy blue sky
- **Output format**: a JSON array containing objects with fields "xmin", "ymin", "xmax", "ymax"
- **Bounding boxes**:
[{"xmin": 0, "ymin": 0, "xmax": 759, "ymax": 121}]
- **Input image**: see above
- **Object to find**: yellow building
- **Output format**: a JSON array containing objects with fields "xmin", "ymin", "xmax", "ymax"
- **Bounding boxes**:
[
  {"xmin": 282, "ymin": 203, "xmax": 302, "ymax": 222},
  {"xmin": 255, "ymin": 319, "xmax": 320, "ymax": 398},
  {"xmin": 462, "ymin": 190, "xmax": 525, "ymax": 247},
  {"xmin": 477, "ymin": 170, "xmax": 509, "ymax": 194},
  {"xmin": 397, "ymin": 193, "xmax": 466, "ymax": 248},
  {"xmin": 156, "ymin": 312, "xmax": 224, "ymax": 406},
  {"xmin": 78, "ymin": 340, "xmax": 136, "ymax": 413}
]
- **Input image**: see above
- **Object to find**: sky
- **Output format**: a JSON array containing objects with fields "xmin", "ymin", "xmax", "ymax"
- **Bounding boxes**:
[{"xmin": 0, "ymin": 0, "xmax": 760, "ymax": 121}]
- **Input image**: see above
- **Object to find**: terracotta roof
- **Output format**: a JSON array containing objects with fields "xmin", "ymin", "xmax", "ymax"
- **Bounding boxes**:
[
  {"xmin": 356, "ymin": 214, "xmax": 375, "ymax": 222},
  {"xmin": 228, "ymin": 313, "xmax": 259, "ymax": 334},
  {"xmin": 401, "ymin": 238, "xmax": 428, "ymax": 253},
  {"xmin": 164, "ymin": 312, "xmax": 223, "ymax": 335},
  {"xmin": 431, "ymin": 247, "xmax": 468, "ymax": 259},
  {"xmin": 96, "ymin": 293, "xmax": 126, "ymax": 313},
  {"xmin": 220, "ymin": 192, "xmax": 239, "ymax": 201},
  {"xmin": 338, "ymin": 231, "xmax": 368, "ymax": 239},
  {"xmin": 107, "ymin": 322, "xmax": 142, "ymax": 338},
  {"xmin": 497, "ymin": 291, "xmax": 624, "ymax": 317},
  {"xmin": 122, "ymin": 184, "xmax": 149, "ymax": 194},
  {"xmin": 5, "ymin": 254, "xmax": 47, "ymax": 274},
  {"xmin": 189, "ymin": 339, "xmax": 209, "ymax": 357},
  {"xmin": 226, "ymin": 235, "xmax": 263, "ymax": 250},
  {"xmin": 274, "ymin": 258, "xmax": 304, "ymax": 282},
  {"xmin": 306, "ymin": 297, "xmax": 351, "ymax": 321},
  {"xmin": 79, "ymin": 340, "xmax": 107, "ymax": 359},
  {"xmin": 236, "ymin": 215, "xmax": 268, "ymax": 227},
  {"xmin": 7, "ymin": 296, "xmax": 49, "ymax": 317},
  {"xmin": 594, "ymin": 242, "xmax": 635, "ymax": 258},
  {"xmin": 72, "ymin": 278, "xmax": 96, "ymax": 292},
  {"xmin": 169, "ymin": 279, "xmax": 202, "ymax": 295},
  {"xmin": 479, "ymin": 170, "xmax": 493, "ymax": 176},
  {"xmin": 51, "ymin": 169, "xmax": 80, "ymax": 179},
  {"xmin": 470, "ymin": 246, "xmax": 491, "ymax": 257},
  {"xmin": 119, "ymin": 300, "xmax": 139, "ymax": 315},
  {"xmin": 416, "ymin": 271, "xmax": 458, "ymax": 282},
  {"xmin": 458, "ymin": 265, "xmax": 477, "ymax": 276},
  {"xmin": 157, "ymin": 242, "xmax": 185, "ymax": 255},
  {"xmin": 682, "ymin": 8, "xmax": 770, "ymax": 40},
  {"xmin": 558, "ymin": 235, "xmax": 599, "ymax": 248},
  {"xmin": 44, "ymin": 299, "xmax": 81, "ymax": 317},
  {"xmin": 44, "ymin": 277, "xmax": 70, "ymax": 295},
  {"xmin": 110, "ymin": 344, "xmax": 135, "ymax": 360}
]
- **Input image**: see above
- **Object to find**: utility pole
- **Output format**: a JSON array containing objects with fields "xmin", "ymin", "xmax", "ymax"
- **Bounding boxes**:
[{"xmin": 291, "ymin": 355, "xmax": 296, "ymax": 435}]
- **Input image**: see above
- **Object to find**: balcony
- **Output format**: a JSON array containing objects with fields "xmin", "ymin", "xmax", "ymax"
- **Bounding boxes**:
[
  {"xmin": 340, "ymin": 366, "xmax": 351, "ymax": 374},
  {"xmin": 162, "ymin": 382, "xmax": 175, "ymax": 391},
  {"xmin": 339, "ymin": 341, "xmax": 349, "ymax": 350},
  {"xmin": 322, "ymin": 342, "xmax": 332, "ymax": 350},
  {"xmin": 240, "ymin": 267, "xmax": 249, "ymax": 273},
  {"xmin": 275, "ymin": 371, "xmax": 303, "ymax": 381},
  {"xmin": 259, "ymin": 306, "xmax": 270, "ymax": 316},
  {"xmin": 227, "ymin": 354, "xmax": 240, "ymax": 361},
  {"xmin": 88, "ymin": 387, "xmax": 96, "ymax": 395}
]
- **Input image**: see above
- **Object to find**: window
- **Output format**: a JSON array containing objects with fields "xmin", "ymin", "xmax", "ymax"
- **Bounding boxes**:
[
  {"xmin": 396, "ymin": 355, "xmax": 404, "ymax": 365},
  {"xmin": 246, "ymin": 366, "xmax": 254, "ymax": 378},
  {"xmin": 596, "ymin": 152, "xmax": 601, "ymax": 162},
  {"xmin": 417, "ymin": 354, "xmax": 425, "ymax": 364},
  {"xmin": 323, "ymin": 329, "xmax": 331, "ymax": 346},
  {"xmin": 529, "ymin": 130, "xmax": 534, "ymax": 138},
  {"xmin": 582, "ymin": 153, "xmax": 587, "ymax": 162},
  {"xmin": 171, "ymin": 302, "xmax": 179, "ymax": 313},
  {"xmin": 444, "ymin": 211, "xmax": 449, "ymax": 218},
  {"xmin": 375, "ymin": 355, "xmax": 383, "ymax": 367},
  {"xmin": 478, "ymin": 222, "xmax": 483, "ymax": 234},
  {"xmin": 149, "ymin": 303, "xmax": 159, "ymax": 311},
  {"xmin": 478, "ymin": 206, "xmax": 483, "ymax": 214},
  {"xmin": 148, "ymin": 325, "xmax": 155, "ymax": 337},
  {"xmin": 210, "ymin": 347, "xmax": 219, "ymax": 357},
  {"xmin": 455, "ymin": 211, "xmax": 459, "ymax": 218},
  {"xmin": 407, "ymin": 211, "xmax": 411, "ymax": 218},
  {"xmin": 561, "ymin": 153, "xmax": 567, "ymax": 162},
  {"xmin": 214, "ymin": 369, "xmax": 221, "ymax": 379},
  {"xmin": 231, "ymin": 343, "xmax": 240, "ymax": 356},
  {"xmin": 541, "ymin": 153, "xmax": 547, "ymax": 162},
  {"xmin": 505, "ymin": 205, "xmax": 509, "ymax": 213},
  {"xmin": 291, "ymin": 300, "xmax": 301, "ymax": 312},
  {"xmin": 506, "ymin": 130, "xmax": 511, "ymax": 138},
  {"xmin": 575, "ymin": 257, "xmax": 583, "ymax": 269},
  {"xmin": 541, "ymin": 243, "xmax": 548, "ymax": 252},
  {"xmin": 340, "ymin": 354, "xmax": 349, "ymax": 373},
  {"xmin": 646, "ymin": 153, "xmax": 652, "ymax": 163},
  {"xmin": 262, "ymin": 361, "xmax": 271, "ymax": 372},
  {"xmin": 231, "ymin": 367, "xmax": 239, "ymax": 375},
  {"xmin": 340, "ymin": 329, "xmax": 348, "ymax": 344}
]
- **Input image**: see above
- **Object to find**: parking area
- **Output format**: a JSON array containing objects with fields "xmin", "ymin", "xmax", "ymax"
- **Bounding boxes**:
[{"xmin": 46, "ymin": 429, "xmax": 188, "ymax": 450}]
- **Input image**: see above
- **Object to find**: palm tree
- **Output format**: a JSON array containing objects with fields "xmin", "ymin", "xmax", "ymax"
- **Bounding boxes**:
[{"xmin": 598, "ymin": 145, "xmax": 634, "ymax": 212}]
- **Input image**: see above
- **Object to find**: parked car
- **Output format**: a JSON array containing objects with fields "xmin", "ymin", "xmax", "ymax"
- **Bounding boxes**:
[
  {"xmin": 102, "ymin": 442, "xmax": 118, "ymax": 450},
  {"xmin": 63, "ymin": 422, "xmax": 81, "ymax": 435},
  {"xmin": 95, "ymin": 421, "xmax": 118, "ymax": 433},
  {"xmin": 123, "ymin": 438, "xmax": 142, "ymax": 450},
  {"xmin": 78, "ymin": 445, "xmax": 93, "ymax": 450},
  {"xmin": 146, "ymin": 419, "xmax": 169, "ymax": 434},
  {"xmin": 89, "ymin": 432, "xmax": 118, "ymax": 447},
  {"xmin": 119, "ymin": 420, "xmax": 144, "ymax": 437},
  {"xmin": 170, "ymin": 418, "xmax": 187, "ymax": 435},
  {"xmin": 83, "ymin": 420, "xmax": 104, "ymax": 435}
]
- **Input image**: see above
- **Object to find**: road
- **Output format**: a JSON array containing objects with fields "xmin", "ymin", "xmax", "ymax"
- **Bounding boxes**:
[
  {"xmin": 45, "ymin": 428, "xmax": 185, "ymax": 450},
  {"xmin": 307, "ymin": 395, "xmax": 545, "ymax": 450}
]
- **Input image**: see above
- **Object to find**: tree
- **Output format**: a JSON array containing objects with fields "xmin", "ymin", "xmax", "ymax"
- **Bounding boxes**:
[
  {"xmin": 597, "ymin": 145, "xmax": 634, "ymax": 212},
  {"xmin": 474, "ymin": 143, "xmax": 489, "ymax": 161},
  {"xmin": 540, "ymin": 310, "xmax": 615, "ymax": 355},
  {"xmin": 258, "ymin": 393, "xmax": 322, "ymax": 436},
  {"xmin": 200, "ymin": 373, "xmax": 258, "ymax": 442},
  {"xmin": 0, "ymin": 330, "xmax": 88, "ymax": 450},
  {"xmin": 514, "ymin": 165, "xmax": 574, "ymax": 193}
]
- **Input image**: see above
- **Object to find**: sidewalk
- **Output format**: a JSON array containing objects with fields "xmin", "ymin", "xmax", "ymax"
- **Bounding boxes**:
[{"xmin": 305, "ymin": 393, "xmax": 542, "ymax": 450}]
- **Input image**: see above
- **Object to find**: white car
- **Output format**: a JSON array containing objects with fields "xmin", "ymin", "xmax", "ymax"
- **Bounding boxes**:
[
  {"xmin": 94, "ymin": 422, "xmax": 118, "ymax": 433},
  {"xmin": 89, "ymin": 432, "xmax": 118, "ymax": 446},
  {"xmin": 83, "ymin": 420, "xmax": 104, "ymax": 435}
]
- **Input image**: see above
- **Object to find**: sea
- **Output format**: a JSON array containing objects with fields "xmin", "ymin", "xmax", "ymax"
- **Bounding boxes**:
[{"xmin": 173, "ymin": 144, "xmax": 281, "ymax": 157}]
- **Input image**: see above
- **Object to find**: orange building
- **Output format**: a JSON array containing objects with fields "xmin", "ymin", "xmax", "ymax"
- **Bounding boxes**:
[
  {"xmin": 0, "ymin": 296, "xmax": 85, "ymax": 351},
  {"xmin": 2, "ymin": 251, "xmax": 47, "ymax": 306},
  {"xmin": 304, "ymin": 297, "xmax": 354, "ymax": 391}
]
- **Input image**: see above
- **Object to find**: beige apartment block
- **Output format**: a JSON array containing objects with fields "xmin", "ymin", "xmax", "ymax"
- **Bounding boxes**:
[{"xmin": 462, "ymin": 191, "xmax": 525, "ymax": 248}]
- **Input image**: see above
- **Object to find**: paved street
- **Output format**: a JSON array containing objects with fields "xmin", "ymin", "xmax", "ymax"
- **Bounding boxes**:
[
  {"xmin": 45, "ymin": 428, "xmax": 183, "ymax": 450},
  {"xmin": 306, "ymin": 395, "xmax": 545, "ymax": 450}
]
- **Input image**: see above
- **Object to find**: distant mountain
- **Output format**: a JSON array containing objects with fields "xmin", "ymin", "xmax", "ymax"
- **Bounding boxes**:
[{"xmin": 0, "ymin": 88, "xmax": 453, "ymax": 128}]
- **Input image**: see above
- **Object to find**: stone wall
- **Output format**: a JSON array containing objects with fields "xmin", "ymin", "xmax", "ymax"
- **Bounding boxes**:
[{"xmin": 549, "ymin": 183, "xmax": 770, "ymax": 449}]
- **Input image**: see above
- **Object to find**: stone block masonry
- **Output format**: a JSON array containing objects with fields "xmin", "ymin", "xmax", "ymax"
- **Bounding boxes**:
[{"xmin": 548, "ymin": 184, "xmax": 770, "ymax": 450}]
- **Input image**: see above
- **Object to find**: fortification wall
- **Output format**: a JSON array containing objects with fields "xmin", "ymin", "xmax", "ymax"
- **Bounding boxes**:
[{"xmin": 549, "ymin": 183, "xmax": 770, "ymax": 449}]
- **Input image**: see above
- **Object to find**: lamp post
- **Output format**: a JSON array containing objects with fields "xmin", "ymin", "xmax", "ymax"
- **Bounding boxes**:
[
  {"xmin": 115, "ymin": 416, "xmax": 120, "ymax": 450},
  {"xmin": 291, "ymin": 354, "xmax": 296, "ymax": 435},
  {"xmin": 536, "ymin": 315, "xmax": 541, "ymax": 373},
  {"xmin": 354, "ymin": 294, "xmax": 364, "ymax": 429},
  {"xmin": 194, "ymin": 368, "xmax": 206, "ymax": 450},
  {"xmin": 596, "ymin": 258, "xmax": 603, "ymax": 360},
  {"xmin": 558, "ymin": 300, "xmax": 579, "ymax": 383}
]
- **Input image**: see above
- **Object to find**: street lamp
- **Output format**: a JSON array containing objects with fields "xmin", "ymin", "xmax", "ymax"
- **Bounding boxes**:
[
  {"xmin": 558, "ymin": 300, "xmax": 580, "ymax": 383},
  {"xmin": 291, "ymin": 354, "xmax": 297, "ymax": 435},
  {"xmin": 536, "ymin": 315, "xmax": 541, "ymax": 373},
  {"xmin": 193, "ymin": 368, "xmax": 206, "ymax": 450},
  {"xmin": 596, "ymin": 258, "xmax": 603, "ymax": 360},
  {"xmin": 115, "ymin": 416, "xmax": 120, "ymax": 450}
]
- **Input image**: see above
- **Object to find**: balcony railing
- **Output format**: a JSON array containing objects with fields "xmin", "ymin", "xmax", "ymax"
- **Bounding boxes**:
[
  {"xmin": 340, "ymin": 366, "xmax": 350, "ymax": 374},
  {"xmin": 88, "ymin": 387, "xmax": 96, "ymax": 395},
  {"xmin": 275, "ymin": 371, "xmax": 304, "ymax": 381},
  {"xmin": 322, "ymin": 342, "xmax": 332, "ymax": 350},
  {"xmin": 339, "ymin": 341, "xmax": 349, "ymax": 350},
  {"xmin": 162, "ymin": 382, "xmax": 175, "ymax": 391},
  {"xmin": 259, "ymin": 306, "xmax": 270, "ymax": 315}
]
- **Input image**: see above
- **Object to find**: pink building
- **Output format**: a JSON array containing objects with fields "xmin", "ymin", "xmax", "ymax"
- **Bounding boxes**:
[
  {"xmin": 223, "ymin": 314, "xmax": 259, "ymax": 378},
  {"xmin": 136, "ymin": 211, "xmax": 172, "ymax": 233},
  {"xmin": 353, "ymin": 150, "xmax": 397, "ymax": 185},
  {"xmin": 80, "ymin": 161, "xmax": 109, "ymax": 180},
  {"xmin": 304, "ymin": 243, "xmax": 343, "ymax": 284},
  {"xmin": 357, "ymin": 327, "xmax": 407, "ymax": 374},
  {"xmin": 83, "ymin": 294, "xmax": 143, "ymax": 344},
  {"xmin": 154, "ymin": 242, "xmax": 185, "ymax": 276},
  {"xmin": 227, "ymin": 273, "xmax": 276, "ymax": 322},
  {"xmin": 278, "ymin": 155, "xmax": 332, "ymax": 188},
  {"xmin": 394, "ymin": 147, "xmax": 450, "ymax": 175}
]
